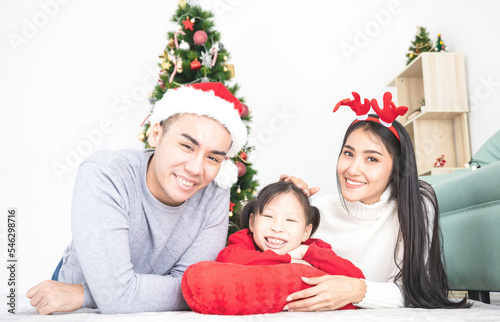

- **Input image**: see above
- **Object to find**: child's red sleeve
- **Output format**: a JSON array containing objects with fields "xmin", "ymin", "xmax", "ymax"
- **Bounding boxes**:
[
  {"xmin": 215, "ymin": 229, "xmax": 292, "ymax": 265},
  {"xmin": 303, "ymin": 241, "xmax": 365, "ymax": 279}
]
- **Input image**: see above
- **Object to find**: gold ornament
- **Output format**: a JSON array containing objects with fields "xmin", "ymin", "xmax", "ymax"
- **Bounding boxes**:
[
  {"xmin": 176, "ymin": 57, "xmax": 183, "ymax": 73},
  {"xmin": 137, "ymin": 132, "xmax": 146, "ymax": 142},
  {"xmin": 168, "ymin": 38, "xmax": 175, "ymax": 49},
  {"xmin": 178, "ymin": 0, "xmax": 187, "ymax": 9},
  {"xmin": 146, "ymin": 126, "xmax": 152, "ymax": 137},
  {"xmin": 161, "ymin": 61, "xmax": 171, "ymax": 70}
]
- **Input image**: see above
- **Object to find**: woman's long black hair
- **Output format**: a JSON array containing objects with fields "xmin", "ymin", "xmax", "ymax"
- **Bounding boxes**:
[{"xmin": 338, "ymin": 115, "xmax": 470, "ymax": 308}]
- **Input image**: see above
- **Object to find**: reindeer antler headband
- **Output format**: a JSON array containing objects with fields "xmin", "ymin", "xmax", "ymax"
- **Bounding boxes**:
[{"xmin": 333, "ymin": 92, "xmax": 408, "ymax": 140}]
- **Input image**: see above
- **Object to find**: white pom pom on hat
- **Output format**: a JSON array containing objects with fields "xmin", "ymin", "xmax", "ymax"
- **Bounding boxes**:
[{"xmin": 149, "ymin": 82, "xmax": 248, "ymax": 189}]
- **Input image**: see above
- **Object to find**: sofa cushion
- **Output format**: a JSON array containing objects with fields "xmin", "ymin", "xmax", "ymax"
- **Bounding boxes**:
[
  {"xmin": 431, "ymin": 162, "xmax": 500, "ymax": 214},
  {"xmin": 473, "ymin": 129, "xmax": 500, "ymax": 167}
]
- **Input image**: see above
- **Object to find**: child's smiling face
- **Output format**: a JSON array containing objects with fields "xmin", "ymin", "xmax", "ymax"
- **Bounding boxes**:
[{"xmin": 249, "ymin": 192, "xmax": 312, "ymax": 255}]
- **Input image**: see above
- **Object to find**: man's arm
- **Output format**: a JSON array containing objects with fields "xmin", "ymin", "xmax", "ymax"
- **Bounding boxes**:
[{"xmin": 71, "ymin": 162, "xmax": 230, "ymax": 313}]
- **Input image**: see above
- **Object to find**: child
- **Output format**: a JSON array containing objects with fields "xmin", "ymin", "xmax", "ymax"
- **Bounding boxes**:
[{"xmin": 215, "ymin": 181, "xmax": 365, "ymax": 310}]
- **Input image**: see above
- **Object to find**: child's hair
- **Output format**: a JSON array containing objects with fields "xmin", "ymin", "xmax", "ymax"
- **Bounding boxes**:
[
  {"xmin": 239, "ymin": 181, "xmax": 320, "ymax": 236},
  {"xmin": 337, "ymin": 114, "xmax": 469, "ymax": 308}
]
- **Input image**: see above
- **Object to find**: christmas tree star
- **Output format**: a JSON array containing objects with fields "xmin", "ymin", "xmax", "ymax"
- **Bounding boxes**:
[
  {"xmin": 200, "ymin": 50, "xmax": 212, "ymax": 68},
  {"xmin": 182, "ymin": 17, "xmax": 194, "ymax": 30}
]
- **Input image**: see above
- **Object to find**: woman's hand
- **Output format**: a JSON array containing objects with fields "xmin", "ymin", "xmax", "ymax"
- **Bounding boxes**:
[
  {"xmin": 283, "ymin": 275, "xmax": 366, "ymax": 312},
  {"xmin": 288, "ymin": 245, "xmax": 309, "ymax": 260},
  {"xmin": 27, "ymin": 280, "xmax": 84, "ymax": 315},
  {"xmin": 279, "ymin": 175, "xmax": 320, "ymax": 197}
]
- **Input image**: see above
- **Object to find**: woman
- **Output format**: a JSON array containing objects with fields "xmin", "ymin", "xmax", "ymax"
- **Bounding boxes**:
[{"xmin": 282, "ymin": 92, "xmax": 470, "ymax": 311}]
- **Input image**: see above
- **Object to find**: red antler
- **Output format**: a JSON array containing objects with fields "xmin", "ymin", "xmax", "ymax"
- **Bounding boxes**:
[
  {"xmin": 333, "ymin": 92, "xmax": 370, "ymax": 118},
  {"xmin": 370, "ymin": 92, "xmax": 408, "ymax": 126}
]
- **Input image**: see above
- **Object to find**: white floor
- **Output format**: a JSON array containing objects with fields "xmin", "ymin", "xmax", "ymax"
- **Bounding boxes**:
[{"xmin": 6, "ymin": 293, "xmax": 500, "ymax": 322}]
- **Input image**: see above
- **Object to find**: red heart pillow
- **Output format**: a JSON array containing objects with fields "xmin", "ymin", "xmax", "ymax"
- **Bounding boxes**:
[{"xmin": 181, "ymin": 261, "xmax": 356, "ymax": 315}]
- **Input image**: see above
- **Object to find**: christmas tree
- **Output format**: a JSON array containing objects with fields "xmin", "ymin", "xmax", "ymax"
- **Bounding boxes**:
[
  {"xmin": 138, "ymin": 0, "xmax": 258, "ymax": 236},
  {"xmin": 406, "ymin": 26, "xmax": 434, "ymax": 65},
  {"xmin": 435, "ymin": 33, "xmax": 446, "ymax": 52}
]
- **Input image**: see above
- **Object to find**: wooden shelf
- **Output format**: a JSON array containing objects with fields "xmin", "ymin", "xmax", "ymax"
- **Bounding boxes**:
[
  {"xmin": 419, "ymin": 167, "xmax": 465, "ymax": 177},
  {"xmin": 388, "ymin": 52, "xmax": 471, "ymax": 176},
  {"xmin": 388, "ymin": 52, "xmax": 469, "ymax": 124}
]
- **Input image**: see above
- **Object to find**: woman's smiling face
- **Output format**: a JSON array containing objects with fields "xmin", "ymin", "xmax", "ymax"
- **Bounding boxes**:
[{"xmin": 337, "ymin": 127, "xmax": 394, "ymax": 205}]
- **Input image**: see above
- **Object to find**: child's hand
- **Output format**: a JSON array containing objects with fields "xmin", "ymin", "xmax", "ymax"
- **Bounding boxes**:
[
  {"xmin": 288, "ymin": 245, "xmax": 309, "ymax": 260},
  {"xmin": 290, "ymin": 259, "xmax": 312, "ymax": 266}
]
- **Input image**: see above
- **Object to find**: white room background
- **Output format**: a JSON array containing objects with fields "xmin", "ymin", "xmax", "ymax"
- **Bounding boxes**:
[{"xmin": 1, "ymin": 0, "xmax": 500, "ymax": 309}]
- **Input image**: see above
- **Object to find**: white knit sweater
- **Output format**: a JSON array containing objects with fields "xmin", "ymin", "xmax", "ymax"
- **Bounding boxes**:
[{"xmin": 312, "ymin": 187, "xmax": 406, "ymax": 308}]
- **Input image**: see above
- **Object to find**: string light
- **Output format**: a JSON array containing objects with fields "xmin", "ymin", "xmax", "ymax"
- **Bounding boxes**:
[{"xmin": 465, "ymin": 159, "xmax": 481, "ymax": 170}]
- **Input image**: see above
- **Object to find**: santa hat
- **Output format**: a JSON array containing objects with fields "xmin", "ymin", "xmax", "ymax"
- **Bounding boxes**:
[{"xmin": 149, "ymin": 82, "xmax": 247, "ymax": 189}]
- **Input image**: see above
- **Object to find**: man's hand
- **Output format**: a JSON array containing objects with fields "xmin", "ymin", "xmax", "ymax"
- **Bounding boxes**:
[
  {"xmin": 27, "ymin": 280, "xmax": 84, "ymax": 315},
  {"xmin": 279, "ymin": 174, "xmax": 320, "ymax": 197}
]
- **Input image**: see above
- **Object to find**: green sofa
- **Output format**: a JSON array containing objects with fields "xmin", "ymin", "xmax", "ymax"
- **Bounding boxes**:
[{"xmin": 420, "ymin": 129, "xmax": 500, "ymax": 303}]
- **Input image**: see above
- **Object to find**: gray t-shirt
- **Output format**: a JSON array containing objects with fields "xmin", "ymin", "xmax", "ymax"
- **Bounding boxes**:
[{"xmin": 58, "ymin": 149, "xmax": 229, "ymax": 313}]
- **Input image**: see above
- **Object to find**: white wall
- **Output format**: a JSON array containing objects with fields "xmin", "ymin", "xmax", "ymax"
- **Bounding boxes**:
[{"xmin": 1, "ymin": 0, "xmax": 499, "ymax": 309}]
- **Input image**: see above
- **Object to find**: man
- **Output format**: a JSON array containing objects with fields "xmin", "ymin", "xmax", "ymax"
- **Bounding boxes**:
[{"xmin": 27, "ymin": 83, "xmax": 247, "ymax": 314}]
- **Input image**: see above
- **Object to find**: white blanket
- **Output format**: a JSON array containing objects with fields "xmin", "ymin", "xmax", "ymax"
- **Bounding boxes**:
[{"xmin": 6, "ymin": 297, "xmax": 500, "ymax": 322}]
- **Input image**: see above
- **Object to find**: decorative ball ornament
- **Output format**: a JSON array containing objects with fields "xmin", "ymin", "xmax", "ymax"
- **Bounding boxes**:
[
  {"xmin": 193, "ymin": 30, "xmax": 208, "ymax": 45},
  {"xmin": 138, "ymin": 132, "xmax": 146, "ymax": 142},
  {"xmin": 240, "ymin": 103, "xmax": 249, "ymax": 118},
  {"xmin": 179, "ymin": 41, "xmax": 190, "ymax": 51},
  {"xmin": 201, "ymin": 77, "xmax": 210, "ymax": 83},
  {"xmin": 235, "ymin": 161, "xmax": 247, "ymax": 177},
  {"xmin": 218, "ymin": 42, "xmax": 225, "ymax": 51},
  {"xmin": 158, "ymin": 81, "xmax": 166, "ymax": 89},
  {"xmin": 191, "ymin": 59, "xmax": 201, "ymax": 70},
  {"xmin": 239, "ymin": 151, "xmax": 247, "ymax": 161}
]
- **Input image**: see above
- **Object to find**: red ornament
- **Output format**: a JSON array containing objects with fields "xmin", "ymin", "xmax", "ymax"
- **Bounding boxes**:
[
  {"xmin": 229, "ymin": 201, "xmax": 235, "ymax": 212},
  {"xmin": 239, "ymin": 151, "xmax": 247, "ymax": 161},
  {"xmin": 158, "ymin": 80, "xmax": 165, "ymax": 89},
  {"xmin": 193, "ymin": 30, "xmax": 208, "ymax": 45},
  {"xmin": 182, "ymin": 17, "xmax": 194, "ymax": 31},
  {"xmin": 235, "ymin": 161, "xmax": 247, "ymax": 177},
  {"xmin": 434, "ymin": 155, "xmax": 446, "ymax": 168},
  {"xmin": 240, "ymin": 103, "xmax": 249, "ymax": 118},
  {"xmin": 190, "ymin": 59, "xmax": 201, "ymax": 70}
]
